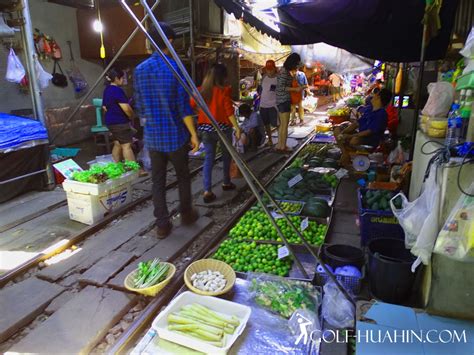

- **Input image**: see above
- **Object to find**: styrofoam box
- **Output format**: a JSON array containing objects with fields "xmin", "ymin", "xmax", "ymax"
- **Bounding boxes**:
[
  {"xmin": 152, "ymin": 291, "xmax": 251, "ymax": 354},
  {"xmin": 62, "ymin": 171, "xmax": 138, "ymax": 195},
  {"xmin": 66, "ymin": 182, "xmax": 132, "ymax": 225}
]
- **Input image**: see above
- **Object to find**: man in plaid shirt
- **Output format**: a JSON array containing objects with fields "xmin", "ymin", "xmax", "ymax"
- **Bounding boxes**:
[{"xmin": 134, "ymin": 23, "xmax": 200, "ymax": 238}]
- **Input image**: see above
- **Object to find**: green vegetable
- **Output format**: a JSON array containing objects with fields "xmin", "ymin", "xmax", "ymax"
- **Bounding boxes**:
[
  {"xmin": 71, "ymin": 161, "xmax": 140, "ymax": 184},
  {"xmin": 133, "ymin": 258, "xmax": 169, "ymax": 288},
  {"xmin": 167, "ymin": 304, "xmax": 240, "ymax": 347},
  {"xmin": 249, "ymin": 278, "xmax": 319, "ymax": 318}
]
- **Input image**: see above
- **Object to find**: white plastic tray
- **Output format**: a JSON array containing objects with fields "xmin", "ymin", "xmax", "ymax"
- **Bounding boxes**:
[
  {"xmin": 152, "ymin": 291, "xmax": 251, "ymax": 354},
  {"xmin": 62, "ymin": 171, "xmax": 138, "ymax": 195}
]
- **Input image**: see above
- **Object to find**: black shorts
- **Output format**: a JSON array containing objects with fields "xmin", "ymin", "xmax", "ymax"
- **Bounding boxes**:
[
  {"xmin": 108, "ymin": 123, "xmax": 135, "ymax": 144},
  {"xmin": 277, "ymin": 101, "xmax": 291, "ymax": 113},
  {"xmin": 260, "ymin": 107, "xmax": 278, "ymax": 127}
]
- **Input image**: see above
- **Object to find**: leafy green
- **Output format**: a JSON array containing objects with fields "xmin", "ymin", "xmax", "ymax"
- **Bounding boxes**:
[{"xmin": 71, "ymin": 161, "xmax": 139, "ymax": 184}]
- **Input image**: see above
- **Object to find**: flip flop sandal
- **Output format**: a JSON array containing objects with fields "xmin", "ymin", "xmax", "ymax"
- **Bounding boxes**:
[{"xmin": 222, "ymin": 182, "xmax": 236, "ymax": 191}]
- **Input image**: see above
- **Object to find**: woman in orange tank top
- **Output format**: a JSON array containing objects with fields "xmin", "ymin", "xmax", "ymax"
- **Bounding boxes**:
[{"xmin": 191, "ymin": 64, "xmax": 241, "ymax": 203}]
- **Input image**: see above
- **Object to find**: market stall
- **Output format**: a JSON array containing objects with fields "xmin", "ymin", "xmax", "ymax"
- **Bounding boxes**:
[{"xmin": 0, "ymin": 113, "xmax": 49, "ymax": 203}]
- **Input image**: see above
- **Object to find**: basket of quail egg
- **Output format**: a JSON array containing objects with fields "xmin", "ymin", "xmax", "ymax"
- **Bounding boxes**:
[{"xmin": 184, "ymin": 259, "xmax": 236, "ymax": 296}]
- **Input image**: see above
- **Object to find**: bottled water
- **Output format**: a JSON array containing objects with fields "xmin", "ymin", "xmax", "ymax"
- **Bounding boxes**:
[{"xmin": 446, "ymin": 103, "xmax": 462, "ymax": 146}]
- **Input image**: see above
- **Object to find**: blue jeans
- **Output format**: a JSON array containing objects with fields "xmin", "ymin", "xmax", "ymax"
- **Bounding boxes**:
[{"xmin": 201, "ymin": 129, "xmax": 232, "ymax": 192}]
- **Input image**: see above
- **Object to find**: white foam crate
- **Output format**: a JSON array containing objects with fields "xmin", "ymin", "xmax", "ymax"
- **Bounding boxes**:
[
  {"xmin": 62, "ymin": 171, "xmax": 138, "ymax": 195},
  {"xmin": 65, "ymin": 182, "xmax": 132, "ymax": 225},
  {"xmin": 152, "ymin": 291, "xmax": 251, "ymax": 354}
]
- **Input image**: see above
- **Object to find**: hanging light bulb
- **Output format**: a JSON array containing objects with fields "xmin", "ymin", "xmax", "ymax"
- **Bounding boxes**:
[{"xmin": 93, "ymin": 19, "xmax": 103, "ymax": 33}]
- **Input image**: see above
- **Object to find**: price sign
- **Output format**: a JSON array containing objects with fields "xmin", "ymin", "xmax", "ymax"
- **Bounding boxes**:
[
  {"xmin": 288, "ymin": 174, "xmax": 303, "ymax": 188},
  {"xmin": 278, "ymin": 246, "xmax": 290, "ymax": 259},
  {"xmin": 301, "ymin": 217, "xmax": 309, "ymax": 231},
  {"xmin": 271, "ymin": 211, "xmax": 283, "ymax": 219}
]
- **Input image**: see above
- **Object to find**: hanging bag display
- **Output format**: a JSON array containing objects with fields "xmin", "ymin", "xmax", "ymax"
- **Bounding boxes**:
[
  {"xmin": 5, "ymin": 48, "xmax": 26, "ymax": 83},
  {"xmin": 35, "ymin": 57, "xmax": 52, "ymax": 89},
  {"xmin": 52, "ymin": 60, "xmax": 68, "ymax": 87},
  {"xmin": 66, "ymin": 41, "xmax": 88, "ymax": 94}
]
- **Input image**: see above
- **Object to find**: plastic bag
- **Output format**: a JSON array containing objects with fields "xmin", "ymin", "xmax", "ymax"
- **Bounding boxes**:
[
  {"xmin": 247, "ymin": 273, "xmax": 322, "ymax": 319},
  {"xmin": 434, "ymin": 182, "xmax": 474, "ymax": 261},
  {"xmin": 137, "ymin": 147, "xmax": 151, "ymax": 172},
  {"xmin": 289, "ymin": 309, "xmax": 321, "ymax": 347},
  {"xmin": 5, "ymin": 48, "xmax": 25, "ymax": 83},
  {"xmin": 35, "ymin": 58, "xmax": 52, "ymax": 89},
  {"xmin": 322, "ymin": 281, "xmax": 354, "ymax": 329},
  {"xmin": 460, "ymin": 27, "xmax": 474, "ymax": 75},
  {"xmin": 67, "ymin": 64, "xmax": 88, "ymax": 94},
  {"xmin": 421, "ymin": 82, "xmax": 454, "ymax": 117},
  {"xmin": 0, "ymin": 13, "xmax": 15, "ymax": 37},
  {"xmin": 390, "ymin": 164, "xmax": 440, "ymax": 269},
  {"xmin": 302, "ymin": 95, "xmax": 319, "ymax": 113}
]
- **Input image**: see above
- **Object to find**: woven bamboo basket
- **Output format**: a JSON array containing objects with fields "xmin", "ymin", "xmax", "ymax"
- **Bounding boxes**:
[
  {"xmin": 184, "ymin": 259, "xmax": 236, "ymax": 296},
  {"xmin": 124, "ymin": 262, "xmax": 176, "ymax": 297}
]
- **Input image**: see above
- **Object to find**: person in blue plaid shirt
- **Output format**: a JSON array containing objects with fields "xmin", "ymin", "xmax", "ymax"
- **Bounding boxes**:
[{"xmin": 134, "ymin": 23, "xmax": 200, "ymax": 238}]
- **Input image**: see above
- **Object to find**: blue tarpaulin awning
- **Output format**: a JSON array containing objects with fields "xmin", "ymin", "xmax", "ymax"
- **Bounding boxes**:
[{"xmin": 214, "ymin": 0, "xmax": 460, "ymax": 62}]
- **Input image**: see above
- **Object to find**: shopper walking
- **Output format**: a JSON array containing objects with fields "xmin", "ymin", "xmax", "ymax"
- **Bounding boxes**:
[
  {"xmin": 259, "ymin": 59, "xmax": 278, "ymax": 147},
  {"xmin": 275, "ymin": 53, "xmax": 303, "ymax": 153},
  {"xmin": 102, "ymin": 67, "xmax": 136, "ymax": 163},
  {"xmin": 191, "ymin": 64, "xmax": 241, "ymax": 203},
  {"xmin": 290, "ymin": 67, "xmax": 309, "ymax": 126},
  {"xmin": 134, "ymin": 23, "xmax": 200, "ymax": 238},
  {"xmin": 329, "ymin": 72, "xmax": 343, "ymax": 102}
]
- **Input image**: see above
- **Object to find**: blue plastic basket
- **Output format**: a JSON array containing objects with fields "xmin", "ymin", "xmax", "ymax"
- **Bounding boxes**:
[
  {"xmin": 51, "ymin": 147, "xmax": 81, "ymax": 158},
  {"xmin": 314, "ymin": 264, "xmax": 364, "ymax": 294},
  {"xmin": 358, "ymin": 188, "xmax": 404, "ymax": 246}
]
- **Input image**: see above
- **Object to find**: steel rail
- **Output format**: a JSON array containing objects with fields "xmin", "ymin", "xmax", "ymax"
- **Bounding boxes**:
[
  {"xmin": 122, "ymin": 0, "xmax": 355, "ymax": 305},
  {"xmin": 108, "ymin": 134, "xmax": 307, "ymax": 355},
  {"xmin": 122, "ymin": 0, "xmax": 308, "ymax": 278},
  {"xmin": 0, "ymin": 160, "xmax": 210, "ymax": 288}
]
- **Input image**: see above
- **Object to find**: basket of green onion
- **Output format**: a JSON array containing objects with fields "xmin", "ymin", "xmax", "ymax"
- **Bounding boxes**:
[{"xmin": 124, "ymin": 258, "xmax": 176, "ymax": 296}]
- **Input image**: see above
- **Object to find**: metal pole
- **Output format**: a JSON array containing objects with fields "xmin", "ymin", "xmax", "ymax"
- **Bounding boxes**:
[
  {"xmin": 49, "ymin": 0, "xmax": 162, "ymax": 144},
  {"xmin": 409, "ymin": 23, "xmax": 428, "ymax": 161},
  {"xmin": 129, "ymin": 0, "xmax": 307, "ymax": 279},
  {"xmin": 21, "ymin": 0, "xmax": 46, "ymax": 127},
  {"xmin": 125, "ymin": 0, "xmax": 358, "ymax": 304},
  {"xmin": 189, "ymin": 0, "xmax": 196, "ymax": 81}
]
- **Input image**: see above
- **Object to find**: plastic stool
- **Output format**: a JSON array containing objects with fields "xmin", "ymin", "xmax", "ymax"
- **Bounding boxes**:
[{"xmin": 91, "ymin": 98, "xmax": 111, "ymax": 154}]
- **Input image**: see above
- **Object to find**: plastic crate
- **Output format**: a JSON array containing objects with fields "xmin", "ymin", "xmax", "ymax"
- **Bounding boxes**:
[
  {"xmin": 313, "ymin": 264, "xmax": 364, "ymax": 294},
  {"xmin": 358, "ymin": 188, "xmax": 404, "ymax": 246}
]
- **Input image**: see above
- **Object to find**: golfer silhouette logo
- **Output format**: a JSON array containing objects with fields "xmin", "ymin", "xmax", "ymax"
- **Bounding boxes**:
[{"xmin": 295, "ymin": 314, "xmax": 312, "ymax": 345}]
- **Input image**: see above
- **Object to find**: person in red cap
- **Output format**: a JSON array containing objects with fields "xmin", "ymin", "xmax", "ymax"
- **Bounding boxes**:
[{"xmin": 259, "ymin": 59, "xmax": 279, "ymax": 146}]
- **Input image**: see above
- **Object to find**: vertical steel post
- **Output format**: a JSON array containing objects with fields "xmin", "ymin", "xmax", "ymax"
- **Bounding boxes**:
[
  {"xmin": 21, "ymin": 0, "xmax": 46, "ymax": 127},
  {"xmin": 189, "ymin": 0, "xmax": 196, "ymax": 81},
  {"xmin": 409, "ymin": 23, "xmax": 428, "ymax": 161}
]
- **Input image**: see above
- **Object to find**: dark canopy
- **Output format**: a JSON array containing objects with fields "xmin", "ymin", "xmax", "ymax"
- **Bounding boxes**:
[{"xmin": 214, "ymin": 0, "xmax": 460, "ymax": 62}]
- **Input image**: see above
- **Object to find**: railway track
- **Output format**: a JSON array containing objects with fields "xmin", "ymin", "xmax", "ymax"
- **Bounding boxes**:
[{"xmin": 0, "ymin": 140, "xmax": 309, "ymax": 353}]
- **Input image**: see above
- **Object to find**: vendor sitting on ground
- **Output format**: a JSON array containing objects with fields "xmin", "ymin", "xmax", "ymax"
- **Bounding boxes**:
[
  {"xmin": 334, "ymin": 88, "xmax": 392, "ymax": 167},
  {"xmin": 238, "ymin": 104, "xmax": 265, "ymax": 151}
]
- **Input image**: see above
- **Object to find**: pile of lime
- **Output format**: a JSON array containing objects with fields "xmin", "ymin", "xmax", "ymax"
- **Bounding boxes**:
[
  {"xmin": 229, "ymin": 210, "xmax": 327, "ymax": 246},
  {"xmin": 212, "ymin": 239, "xmax": 293, "ymax": 276},
  {"xmin": 277, "ymin": 201, "xmax": 303, "ymax": 214},
  {"xmin": 322, "ymin": 173, "xmax": 338, "ymax": 188}
]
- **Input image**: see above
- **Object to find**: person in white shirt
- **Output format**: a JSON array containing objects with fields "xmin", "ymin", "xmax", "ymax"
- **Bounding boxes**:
[
  {"xmin": 259, "ymin": 60, "xmax": 278, "ymax": 147},
  {"xmin": 329, "ymin": 72, "xmax": 343, "ymax": 103},
  {"xmin": 239, "ymin": 104, "xmax": 265, "ymax": 151}
]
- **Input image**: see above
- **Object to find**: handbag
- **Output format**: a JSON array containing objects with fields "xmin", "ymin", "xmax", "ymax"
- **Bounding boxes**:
[{"xmin": 52, "ymin": 60, "xmax": 68, "ymax": 87}]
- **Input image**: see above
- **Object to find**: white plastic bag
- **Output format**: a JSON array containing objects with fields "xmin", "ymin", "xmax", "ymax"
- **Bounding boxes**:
[
  {"xmin": 390, "ymin": 164, "xmax": 440, "ymax": 269},
  {"xmin": 0, "ymin": 13, "xmax": 15, "ymax": 37},
  {"xmin": 322, "ymin": 282, "xmax": 354, "ymax": 329},
  {"xmin": 137, "ymin": 147, "xmax": 151, "ymax": 171},
  {"xmin": 302, "ymin": 95, "xmax": 318, "ymax": 113},
  {"xmin": 434, "ymin": 182, "xmax": 474, "ymax": 262},
  {"xmin": 35, "ymin": 58, "xmax": 52, "ymax": 89},
  {"xmin": 460, "ymin": 27, "xmax": 474, "ymax": 75},
  {"xmin": 5, "ymin": 48, "xmax": 25, "ymax": 83},
  {"xmin": 421, "ymin": 82, "xmax": 454, "ymax": 117}
]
